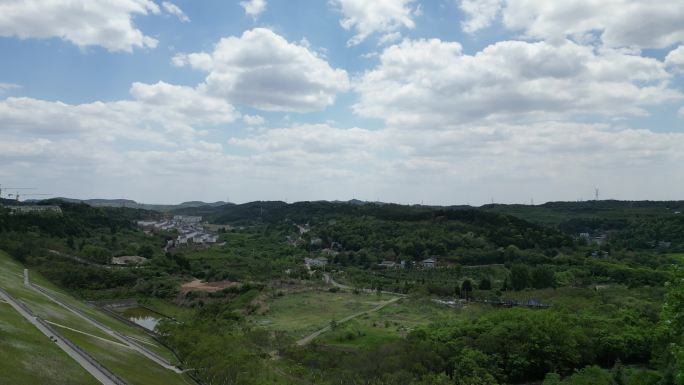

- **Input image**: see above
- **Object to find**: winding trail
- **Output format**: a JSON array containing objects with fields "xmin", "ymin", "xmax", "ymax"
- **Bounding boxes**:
[
  {"xmin": 291, "ymin": 272, "xmax": 407, "ymax": 346},
  {"xmin": 0, "ymin": 287, "xmax": 120, "ymax": 385},
  {"xmin": 296, "ymin": 296, "xmax": 401, "ymax": 346},
  {"xmin": 323, "ymin": 273, "xmax": 407, "ymax": 297}
]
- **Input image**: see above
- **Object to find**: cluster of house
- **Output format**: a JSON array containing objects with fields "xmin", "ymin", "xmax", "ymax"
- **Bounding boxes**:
[
  {"xmin": 137, "ymin": 215, "xmax": 218, "ymax": 247},
  {"xmin": 378, "ymin": 258, "xmax": 436, "ymax": 269},
  {"xmin": 7, "ymin": 205, "xmax": 63, "ymax": 215},
  {"xmin": 286, "ymin": 224, "xmax": 312, "ymax": 247},
  {"xmin": 579, "ymin": 232, "xmax": 607, "ymax": 245},
  {"xmin": 304, "ymin": 257, "xmax": 328, "ymax": 267}
]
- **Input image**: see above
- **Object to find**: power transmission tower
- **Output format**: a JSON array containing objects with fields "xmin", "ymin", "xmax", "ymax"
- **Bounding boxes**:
[{"xmin": 594, "ymin": 188, "xmax": 599, "ymax": 201}]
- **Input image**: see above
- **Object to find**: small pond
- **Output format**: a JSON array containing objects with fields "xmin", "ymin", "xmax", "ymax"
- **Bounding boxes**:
[{"xmin": 120, "ymin": 306, "xmax": 163, "ymax": 331}]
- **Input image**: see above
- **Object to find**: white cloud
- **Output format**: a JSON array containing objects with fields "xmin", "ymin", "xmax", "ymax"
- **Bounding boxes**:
[
  {"xmin": 333, "ymin": 0, "xmax": 419, "ymax": 46},
  {"xmin": 354, "ymin": 38, "xmax": 680, "ymax": 127},
  {"xmin": 0, "ymin": 82, "xmax": 238, "ymax": 144},
  {"xmin": 378, "ymin": 31, "xmax": 402, "ymax": 45},
  {"xmin": 162, "ymin": 1, "xmax": 189, "ymax": 22},
  {"xmin": 2, "ymin": 106, "xmax": 684, "ymax": 203},
  {"xmin": 459, "ymin": 0, "xmax": 503, "ymax": 34},
  {"xmin": 173, "ymin": 28, "xmax": 350, "ymax": 112},
  {"xmin": 679, "ymin": 107, "xmax": 684, "ymax": 118},
  {"xmin": 0, "ymin": 0, "xmax": 160, "ymax": 52},
  {"xmin": 0, "ymin": 83, "xmax": 20, "ymax": 93},
  {"xmin": 231, "ymin": 124, "xmax": 383, "ymax": 155},
  {"xmin": 474, "ymin": 0, "xmax": 684, "ymax": 49},
  {"xmin": 243, "ymin": 114, "xmax": 265, "ymax": 125},
  {"xmin": 240, "ymin": 0, "xmax": 267, "ymax": 19},
  {"xmin": 666, "ymin": 45, "xmax": 684, "ymax": 73}
]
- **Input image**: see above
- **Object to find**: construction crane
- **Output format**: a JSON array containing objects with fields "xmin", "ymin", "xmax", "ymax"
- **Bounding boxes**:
[
  {"xmin": 8, "ymin": 192, "xmax": 52, "ymax": 202},
  {"xmin": 0, "ymin": 185, "xmax": 35, "ymax": 198}
]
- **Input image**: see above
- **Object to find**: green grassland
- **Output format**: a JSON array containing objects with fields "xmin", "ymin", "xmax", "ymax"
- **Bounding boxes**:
[
  {"xmin": 2, "ymin": 249, "xmax": 182, "ymax": 364},
  {"xmin": 0, "ymin": 250, "xmax": 189, "ymax": 384},
  {"xmin": 58, "ymin": 328, "xmax": 194, "ymax": 385},
  {"xmin": 252, "ymin": 290, "xmax": 395, "ymax": 339},
  {"xmin": 0, "ymin": 251, "xmax": 119, "ymax": 342},
  {"xmin": 0, "ymin": 301, "xmax": 99, "ymax": 385},
  {"xmin": 318, "ymin": 297, "xmax": 467, "ymax": 347},
  {"xmin": 29, "ymin": 276, "xmax": 180, "ymax": 365}
]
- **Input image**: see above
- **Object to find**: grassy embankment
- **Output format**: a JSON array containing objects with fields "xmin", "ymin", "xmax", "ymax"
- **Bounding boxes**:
[{"xmin": 0, "ymin": 250, "xmax": 194, "ymax": 385}]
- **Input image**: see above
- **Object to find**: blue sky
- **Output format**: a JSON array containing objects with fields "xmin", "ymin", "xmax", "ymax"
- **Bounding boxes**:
[{"xmin": 0, "ymin": 0, "xmax": 683, "ymax": 204}]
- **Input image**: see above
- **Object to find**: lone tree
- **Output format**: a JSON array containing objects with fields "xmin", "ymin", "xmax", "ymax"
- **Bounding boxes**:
[{"xmin": 510, "ymin": 264, "xmax": 531, "ymax": 291}]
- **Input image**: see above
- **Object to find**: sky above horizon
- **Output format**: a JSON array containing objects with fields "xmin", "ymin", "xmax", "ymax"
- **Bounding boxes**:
[{"xmin": 1, "ymin": 0, "xmax": 683, "ymax": 205}]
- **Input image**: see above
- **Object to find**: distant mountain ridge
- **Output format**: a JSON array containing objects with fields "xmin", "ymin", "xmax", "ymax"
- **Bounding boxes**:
[{"xmin": 30, "ymin": 198, "xmax": 231, "ymax": 211}]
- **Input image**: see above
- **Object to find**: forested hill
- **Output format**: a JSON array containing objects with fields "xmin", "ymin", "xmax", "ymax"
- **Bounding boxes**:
[
  {"xmin": 173, "ymin": 199, "xmax": 684, "ymax": 225},
  {"xmin": 173, "ymin": 201, "xmax": 573, "ymax": 262},
  {"xmin": 482, "ymin": 200, "xmax": 684, "ymax": 225},
  {"xmin": 172, "ymin": 199, "xmax": 684, "ymax": 252},
  {"xmin": 0, "ymin": 200, "xmax": 159, "ymax": 237}
]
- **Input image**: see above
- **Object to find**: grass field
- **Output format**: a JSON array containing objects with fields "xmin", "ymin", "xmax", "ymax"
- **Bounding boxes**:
[
  {"xmin": 318, "ymin": 297, "xmax": 469, "ymax": 347},
  {"xmin": 0, "ymin": 300, "xmax": 99, "ymax": 385},
  {"xmin": 59, "ymin": 328, "xmax": 194, "ymax": 385},
  {"xmin": 253, "ymin": 290, "xmax": 395, "ymax": 339},
  {"xmin": 0, "ymin": 250, "xmax": 191, "ymax": 384}
]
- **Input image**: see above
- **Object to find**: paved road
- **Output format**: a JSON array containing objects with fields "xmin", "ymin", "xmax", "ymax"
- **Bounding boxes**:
[
  {"xmin": 296, "ymin": 296, "xmax": 401, "ymax": 346},
  {"xmin": 0, "ymin": 288, "xmax": 119, "ymax": 385},
  {"xmin": 29, "ymin": 281, "xmax": 183, "ymax": 373}
]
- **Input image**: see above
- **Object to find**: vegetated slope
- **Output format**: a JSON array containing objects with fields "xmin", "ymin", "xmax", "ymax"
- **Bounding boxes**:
[
  {"xmin": 482, "ymin": 200, "xmax": 684, "ymax": 225},
  {"xmin": 0, "ymin": 200, "xmax": 158, "ymax": 237},
  {"xmin": 0, "ymin": 251, "xmax": 191, "ymax": 385},
  {"xmin": 174, "ymin": 200, "xmax": 572, "ymax": 261},
  {"xmin": 483, "ymin": 200, "xmax": 684, "ymax": 250}
]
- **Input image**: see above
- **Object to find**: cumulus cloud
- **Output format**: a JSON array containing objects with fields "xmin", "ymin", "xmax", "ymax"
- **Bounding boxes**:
[
  {"xmin": 0, "ymin": 0, "xmax": 160, "ymax": 52},
  {"xmin": 2, "ymin": 102, "xmax": 684, "ymax": 203},
  {"xmin": 333, "ymin": 0, "xmax": 419, "ymax": 46},
  {"xmin": 243, "ymin": 114, "xmax": 266, "ymax": 125},
  {"xmin": 0, "ymin": 82, "xmax": 238, "ymax": 143},
  {"xmin": 460, "ymin": 0, "xmax": 684, "ymax": 49},
  {"xmin": 231, "ymin": 124, "xmax": 383, "ymax": 155},
  {"xmin": 354, "ymin": 38, "xmax": 681, "ymax": 127},
  {"xmin": 666, "ymin": 45, "xmax": 684, "ymax": 73},
  {"xmin": 162, "ymin": 1, "xmax": 190, "ymax": 22},
  {"xmin": 173, "ymin": 28, "xmax": 349, "ymax": 112},
  {"xmin": 240, "ymin": 0, "xmax": 267, "ymax": 19},
  {"xmin": 459, "ymin": 0, "xmax": 503, "ymax": 34},
  {"xmin": 0, "ymin": 83, "xmax": 20, "ymax": 93}
]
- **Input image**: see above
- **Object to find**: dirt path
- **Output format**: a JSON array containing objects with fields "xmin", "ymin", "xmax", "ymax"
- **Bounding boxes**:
[
  {"xmin": 324, "ymin": 273, "xmax": 407, "ymax": 297},
  {"xmin": 296, "ymin": 296, "xmax": 401, "ymax": 346},
  {"xmin": 0, "ymin": 287, "xmax": 120, "ymax": 385}
]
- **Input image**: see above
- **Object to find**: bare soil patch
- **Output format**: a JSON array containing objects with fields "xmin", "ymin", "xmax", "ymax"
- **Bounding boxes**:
[{"xmin": 181, "ymin": 279, "xmax": 237, "ymax": 293}]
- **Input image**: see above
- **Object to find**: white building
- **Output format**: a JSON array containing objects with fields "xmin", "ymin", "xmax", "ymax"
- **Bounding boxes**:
[
  {"xmin": 305, "ymin": 257, "xmax": 328, "ymax": 267},
  {"xmin": 10, "ymin": 205, "xmax": 62, "ymax": 215},
  {"xmin": 173, "ymin": 215, "xmax": 202, "ymax": 224}
]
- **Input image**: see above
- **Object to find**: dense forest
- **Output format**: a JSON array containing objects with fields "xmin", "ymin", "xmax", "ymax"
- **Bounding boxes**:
[{"xmin": 1, "ymin": 199, "xmax": 683, "ymax": 384}]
